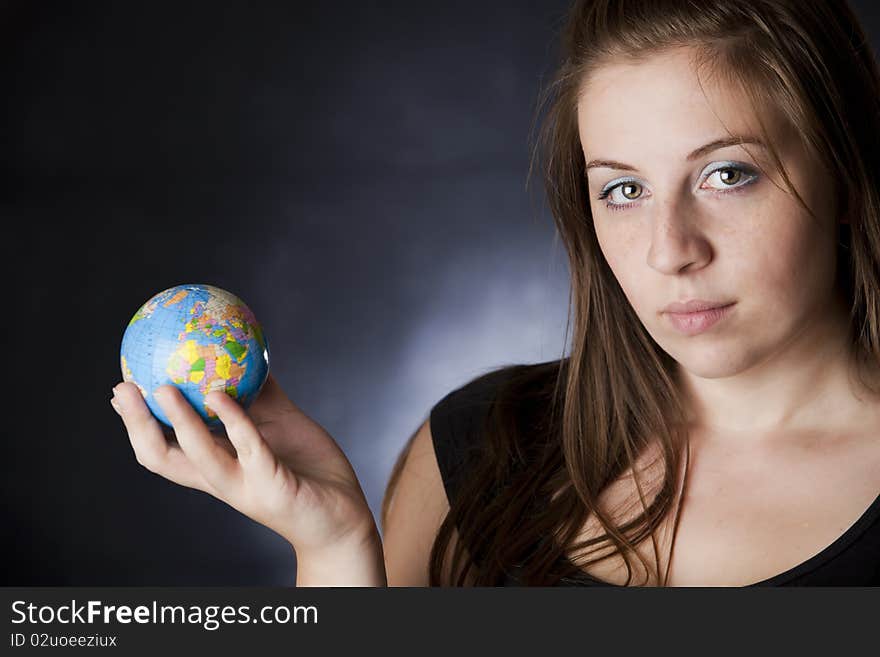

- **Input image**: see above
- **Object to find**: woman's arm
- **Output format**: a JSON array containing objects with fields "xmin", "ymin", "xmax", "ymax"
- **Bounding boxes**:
[
  {"xmin": 295, "ymin": 524, "xmax": 387, "ymax": 587},
  {"xmin": 381, "ymin": 418, "xmax": 453, "ymax": 586}
]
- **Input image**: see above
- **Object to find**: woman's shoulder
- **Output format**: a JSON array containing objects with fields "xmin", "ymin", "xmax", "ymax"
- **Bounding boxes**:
[
  {"xmin": 428, "ymin": 358, "xmax": 565, "ymax": 504},
  {"xmin": 429, "ymin": 358, "xmax": 564, "ymax": 442},
  {"xmin": 431, "ymin": 358, "xmax": 565, "ymax": 416}
]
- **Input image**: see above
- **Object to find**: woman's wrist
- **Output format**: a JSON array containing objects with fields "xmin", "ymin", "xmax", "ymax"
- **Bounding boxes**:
[{"xmin": 293, "ymin": 527, "xmax": 387, "ymax": 587}]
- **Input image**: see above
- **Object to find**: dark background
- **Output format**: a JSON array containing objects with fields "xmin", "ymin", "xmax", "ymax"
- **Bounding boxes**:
[{"xmin": 4, "ymin": 1, "xmax": 879, "ymax": 585}]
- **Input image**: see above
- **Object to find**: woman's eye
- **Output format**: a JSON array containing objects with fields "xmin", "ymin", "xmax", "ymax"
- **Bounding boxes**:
[
  {"xmin": 617, "ymin": 182, "xmax": 643, "ymax": 200},
  {"xmin": 597, "ymin": 181, "xmax": 645, "ymax": 209},
  {"xmin": 702, "ymin": 165, "xmax": 755, "ymax": 190}
]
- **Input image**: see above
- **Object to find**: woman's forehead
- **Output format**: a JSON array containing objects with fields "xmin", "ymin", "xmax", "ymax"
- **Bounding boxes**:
[{"xmin": 576, "ymin": 49, "xmax": 791, "ymax": 162}]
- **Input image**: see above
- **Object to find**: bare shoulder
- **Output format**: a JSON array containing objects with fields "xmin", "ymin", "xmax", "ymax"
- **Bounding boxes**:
[{"xmin": 381, "ymin": 417, "xmax": 451, "ymax": 586}]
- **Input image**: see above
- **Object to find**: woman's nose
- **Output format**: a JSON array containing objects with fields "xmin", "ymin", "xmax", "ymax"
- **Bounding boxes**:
[{"xmin": 645, "ymin": 198, "xmax": 712, "ymax": 275}]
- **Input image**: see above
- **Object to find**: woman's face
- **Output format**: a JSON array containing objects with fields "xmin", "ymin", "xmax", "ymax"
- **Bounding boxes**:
[{"xmin": 577, "ymin": 47, "xmax": 841, "ymax": 379}]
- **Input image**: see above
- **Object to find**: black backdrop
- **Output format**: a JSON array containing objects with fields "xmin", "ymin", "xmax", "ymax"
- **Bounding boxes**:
[{"xmin": 5, "ymin": 1, "xmax": 879, "ymax": 585}]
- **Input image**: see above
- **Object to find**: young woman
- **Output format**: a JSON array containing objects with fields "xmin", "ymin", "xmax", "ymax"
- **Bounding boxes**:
[{"xmin": 111, "ymin": 0, "xmax": 880, "ymax": 586}]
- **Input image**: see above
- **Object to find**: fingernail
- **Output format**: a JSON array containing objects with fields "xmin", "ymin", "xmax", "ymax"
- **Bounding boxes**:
[{"xmin": 110, "ymin": 395, "xmax": 123, "ymax": 416}]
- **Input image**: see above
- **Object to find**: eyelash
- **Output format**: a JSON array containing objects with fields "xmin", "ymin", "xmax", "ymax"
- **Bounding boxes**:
[{"xmin": 595, "ymin": 163, "xmax": 760, "ymax": 212}]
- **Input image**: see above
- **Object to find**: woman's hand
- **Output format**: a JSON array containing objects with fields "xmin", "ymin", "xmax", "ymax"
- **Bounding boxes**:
[{"xmin": 110, "ymin": 373, "xmax": 385, "ymax": 584}]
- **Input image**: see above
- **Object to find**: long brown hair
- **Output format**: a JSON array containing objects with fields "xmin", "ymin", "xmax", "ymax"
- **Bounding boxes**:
[{"xmin": 382, "ymin": 0, "xmax": 880, "ymax": 586}]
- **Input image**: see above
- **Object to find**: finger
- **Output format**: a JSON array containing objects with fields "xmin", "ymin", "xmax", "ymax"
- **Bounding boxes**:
[
  {"xmin": 153, "ymin": 384, "xmax": 241, "ymax": 493},
  {"xmin": 167, "ymin": 422, "xmax": 237, "ymax": 460},
  {"xmin": 112, "ymin": 383, "xmax": 218, "ymax": 494},
  {"xmin": 204, "ymin": 389, "xmax": 279, "ymax": 477},
  {"xmin": 142, "ymin": 438, "xmax": 220, "ymax": 493}
]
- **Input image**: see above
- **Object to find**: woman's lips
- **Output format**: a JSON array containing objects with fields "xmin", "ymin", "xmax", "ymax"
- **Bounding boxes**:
[{"xmin": 664, "ymin": 302, "xmax": 735, "ymax": 336}]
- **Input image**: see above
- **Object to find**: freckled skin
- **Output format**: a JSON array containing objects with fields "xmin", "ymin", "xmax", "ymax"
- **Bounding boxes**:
[{"xmin": 578, "ymin": 47, "xmax": 841, "ymax": 387}]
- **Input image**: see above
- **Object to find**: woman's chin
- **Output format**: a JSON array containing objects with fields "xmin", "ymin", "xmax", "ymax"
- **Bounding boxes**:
[{"xmin": 666, "ymin": 344, "xmax": 755, "ymax": 380}]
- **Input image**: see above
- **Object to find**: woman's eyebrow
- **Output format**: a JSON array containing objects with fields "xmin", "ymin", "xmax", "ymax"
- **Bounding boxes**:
[{"xmin": 585, "ymin": 135, "xmax": 765, "ymax": 172}]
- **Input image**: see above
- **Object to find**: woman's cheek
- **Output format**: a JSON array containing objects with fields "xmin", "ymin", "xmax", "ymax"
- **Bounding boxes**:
[
  {"xmin": 606, "ymin": 242, "xmax": 651, "ymax": 314},
  {"xmin": 740, "ymin": 211, "xmax": 820, "ymax": 310},
  {"xmin": 596, "ymin": 219, "xmax": 640, "ymax": 273}
]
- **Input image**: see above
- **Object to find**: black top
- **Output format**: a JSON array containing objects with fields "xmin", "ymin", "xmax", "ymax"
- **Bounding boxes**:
[{"xmin": 429, "ymin": 366, "xmax": 880, "ymax": 586}]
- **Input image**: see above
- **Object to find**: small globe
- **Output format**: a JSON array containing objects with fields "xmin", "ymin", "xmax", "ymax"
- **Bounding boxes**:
[{"xmin": 120, "ymin": 283, "xmax": 270, "ymax": 429}]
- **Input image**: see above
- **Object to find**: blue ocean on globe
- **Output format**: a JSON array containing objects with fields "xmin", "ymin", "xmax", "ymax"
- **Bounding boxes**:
[{"xmin": 120, "ymin": 283, "xmax": 270, "ymax": 429}]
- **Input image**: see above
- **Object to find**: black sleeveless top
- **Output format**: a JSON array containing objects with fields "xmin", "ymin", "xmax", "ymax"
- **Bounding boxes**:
[{"xmin": 429, "ymin": 365, "xmax": 880, "ymax": 586}]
